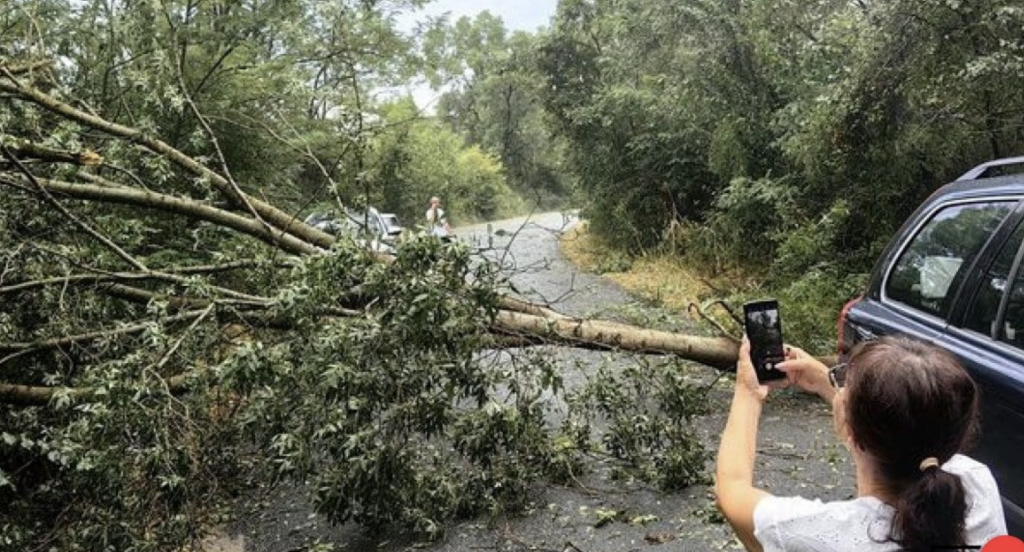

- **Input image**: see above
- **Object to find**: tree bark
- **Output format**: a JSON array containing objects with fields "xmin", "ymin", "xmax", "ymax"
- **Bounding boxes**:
[
  {"xmin": 492, "ymin": 310, "xmax": 740, "ymax": 368},
  {"xmin": 0, "ymin": 310, "xmax": 208, "ymax": 354},
  {"xmin": 0, "ymin": 174, "xmax": 321, "ymax": 255},
  {"xmin": 0, "ymin": 372, "xmax": 195, "ymax": 406}
]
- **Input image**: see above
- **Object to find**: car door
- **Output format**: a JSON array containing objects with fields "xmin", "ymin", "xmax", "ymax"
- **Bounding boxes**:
[
  {"xmin": 844, "ymin": 198, "xmax": 1024, "ymax": 535},
  {"xmin": 943, "ymin": 215, "xmax": 1024, "ymax": 536}
]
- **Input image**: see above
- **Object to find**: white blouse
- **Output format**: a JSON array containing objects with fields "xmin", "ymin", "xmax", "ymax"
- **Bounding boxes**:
[{"xmin": 753, "ymin": 454, "xmax": 1007, "ymax": 551}]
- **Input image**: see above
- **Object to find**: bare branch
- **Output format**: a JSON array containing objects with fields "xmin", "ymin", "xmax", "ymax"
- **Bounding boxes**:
[
  {"xmin": 687, "ymin": 301, "xmax": 740, "ymax": 342},
  {"xmin": 77, "ymin": 165, "xmax": 151, "ymax": 190},
  {"xmin": 99, "ymin": 283, "xmax": 178, "ymax": 306},
  {"xmin": 0, "ymin": 173, "xmax": 321, "ymax": 255},
  {"xmin": 152, "ymin": 303, "xmax": 216, "ymax": 372},
  {"xmin": 0, "ymin": 67, "xmax": 333, "ymax": 248},
  {"xmin": 50, "ymin": 258, "xmax": 273, "ymax": 305},
  {"xmin": 1, "ymin": 59, "xmax": 51, "ymax": 76},
  {"xmin": 0, "ymin": 140, "xmax": 103, "ymax": 166},
  {"xmin": 92, "ymin": 282, "xmax": 268, "ymax": 312},
  {"xmin": 0, "ymin": 309, "xmax": 209, "ymax": 355},
  {"xmin": 0, "ymin": 367, "xmax": 198, "ymax": 406},
  {"xmin": 0, "ymin": 261, "xmax": 288, "ymax": 296},
  {"xmin": 1, "ymin": 143, "xmax": 149, "ymax": 271}
]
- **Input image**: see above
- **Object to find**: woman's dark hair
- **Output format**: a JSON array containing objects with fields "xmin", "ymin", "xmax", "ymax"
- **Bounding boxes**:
[{"xmin": 844, "ymin": 335, "xmax": 980, "ymax": 551}]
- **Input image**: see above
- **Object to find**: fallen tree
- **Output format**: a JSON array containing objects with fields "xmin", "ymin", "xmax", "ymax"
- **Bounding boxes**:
[
  {"xmin": 0, "ymin": 59, "xmax": 824, "ymax": 550},
  {"xmin": 0, "ymin": 63, "xmax": 760, "ymax": 405}
]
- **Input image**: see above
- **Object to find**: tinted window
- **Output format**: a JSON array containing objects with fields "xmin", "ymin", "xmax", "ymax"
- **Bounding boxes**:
[
  {"xmin": 998, "ymin": 251, "xmax": 1024, "ymax": 349},
  {"xmin": 964, "ymin": 221, "xmax": 1024, "ymax": 336},
  {"xmin": 886, "ymin": 202, "xmax": 1014, "ymax": 317}
]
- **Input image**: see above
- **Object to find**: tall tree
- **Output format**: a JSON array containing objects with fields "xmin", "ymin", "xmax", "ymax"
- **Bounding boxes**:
[{"xmin": 425, "ymin": 12, "xmax": 570, "ymax": 206}]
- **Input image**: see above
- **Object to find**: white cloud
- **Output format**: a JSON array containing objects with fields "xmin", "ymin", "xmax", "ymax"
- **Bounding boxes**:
[{"xmin": 397, "ymin": 0, "xmax": 556, "ymax": 33}]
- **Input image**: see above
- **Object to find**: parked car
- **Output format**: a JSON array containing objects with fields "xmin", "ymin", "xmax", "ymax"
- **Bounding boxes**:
[
  {"xmin": 342, "ymin": 207, "xmax": 391, "ymax": 242},
  {"xmin": 304, "ymin": 207, "xmax": 395, "ymax": 253},
  {"xmin": 839, "ymin": 156, "xmax": 1024, "ymax": 537},
  {"xmin": 303, "ymin": 211, "xmax": 347, "ymax": 236},
  {"xmin": 380, "ymin": 213, "xmax": 404, "ymax": 239}
]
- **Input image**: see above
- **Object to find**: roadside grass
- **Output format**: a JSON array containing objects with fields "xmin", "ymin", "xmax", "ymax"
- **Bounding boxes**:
[
  {"xmin": 559, "ymin": 222, "xmax": 742, "ymax": 334},
  {"xmin": 560, "ymin": 221, "xmax": 856, "ymax": 356},
  {"xmin": 557, "ymin": 221, "xmax": 604, "ymax": 272}
]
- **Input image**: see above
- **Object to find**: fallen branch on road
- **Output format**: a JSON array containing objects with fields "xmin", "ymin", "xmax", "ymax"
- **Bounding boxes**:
[{"xmin": 492, "ymin": 310, "xmax": 739, "ymax": 368}]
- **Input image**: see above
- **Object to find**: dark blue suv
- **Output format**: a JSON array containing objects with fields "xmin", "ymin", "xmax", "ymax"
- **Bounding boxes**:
[{"xmin": 840, "ymin": 156, "xmax": 1024, "ymax": 537}]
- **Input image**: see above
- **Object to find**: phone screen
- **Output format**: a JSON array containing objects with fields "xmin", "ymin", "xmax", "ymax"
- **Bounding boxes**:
[{"xmin": 743, "ymin": 300, "xmax": 787, "ymax": 382}]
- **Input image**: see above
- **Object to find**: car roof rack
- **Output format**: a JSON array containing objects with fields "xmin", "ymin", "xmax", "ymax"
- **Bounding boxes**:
[{"xmin": 956, "ymin": 156, "xmax": 1024, "ymax": 181}]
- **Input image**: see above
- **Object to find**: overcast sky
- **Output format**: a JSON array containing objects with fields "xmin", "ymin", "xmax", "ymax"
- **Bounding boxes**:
[
  {"xmin": 395, "ymin": 0, "xmax": 558, "ymax": 110},
  {"xmin": 398, "ymin": 0, "xmax": 557, "ymax": 33}
]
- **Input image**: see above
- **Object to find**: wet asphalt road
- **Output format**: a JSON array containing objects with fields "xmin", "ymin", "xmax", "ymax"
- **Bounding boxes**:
[
  {"xmin": 214, "ymin": 212, "xmax": 855, "ymax": 552},
  {"xmin": 460, "ymin": 211, "xmax": 634, "ymax": 317}
]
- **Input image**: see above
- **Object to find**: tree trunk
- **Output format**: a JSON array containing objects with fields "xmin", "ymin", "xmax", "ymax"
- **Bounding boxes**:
[{"xmin": 492, "ymin": 310, "xmax": 739, "ymax": 368}]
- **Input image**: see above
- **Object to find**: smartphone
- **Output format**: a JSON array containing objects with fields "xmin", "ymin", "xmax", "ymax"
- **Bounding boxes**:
[{"xmin": 743, "ymin": 299, "xmax": 787, "ymax": 382}]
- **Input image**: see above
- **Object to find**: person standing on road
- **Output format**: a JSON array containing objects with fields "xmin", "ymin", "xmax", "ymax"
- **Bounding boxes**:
[
  {"xmin": 715, "ymin": 335, "xmax": 1006, "ymax": 552},
  {"xmin": 425, "ymin": 196, "xmax": 452, "ymax": 239}
]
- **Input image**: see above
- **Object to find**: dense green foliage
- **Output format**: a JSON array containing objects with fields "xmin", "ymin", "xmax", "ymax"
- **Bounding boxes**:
[
  {"xmin": 565, "ymin": 356, "xmax": 710, "ymax": 490},
  {"xmin": 233, "ymin": 238, "xmax": 567, "ymax": 536},
  {"xmin": 0, "ymin": 2, "xmax": 695, "ymax": 549},
  {"xmin": 532, "ymin": 0, "xmax": 1024, "ymax": 349},
  {"xmin": 369, "ymin": 98, "xmax": 525, "ymax": 224},
  {"xmin": 4, "ymin": 0, "xmax": 1024, "ymax": 547},
  {"xmin": 426, "ymin": 13, "xmax": 571, "ymax": 208}
]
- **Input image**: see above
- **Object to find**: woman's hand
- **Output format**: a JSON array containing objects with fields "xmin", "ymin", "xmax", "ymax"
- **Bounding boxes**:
[
  {"xmin": 776, "ymin": 346, "xmax": 835, "ymax": 402},
  {"xmin": 735, "ymin": 337, "xmax": 770, "ymax": 403}
]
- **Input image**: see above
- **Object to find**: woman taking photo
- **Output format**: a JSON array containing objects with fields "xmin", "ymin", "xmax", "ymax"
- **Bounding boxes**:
[{"xmin": 716, "ymin": 335, "xmax": 1007, "ymax": 551}]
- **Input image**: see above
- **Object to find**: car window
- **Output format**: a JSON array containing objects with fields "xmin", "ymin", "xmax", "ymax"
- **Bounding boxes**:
[
  {"xmin": 964, "ymin": 220, "xmax": 1024, "ymax": 336},
  {"xmin": 367, "ymin": 216, "xmax": 383, "ymax": 235},
  {"xmin": 886, "ymin": 201, "xmax": 1015, "ymax": 318},
  {"xmin": 997, "ymin": 240, "xmax": 1024, "ymax": 349}
]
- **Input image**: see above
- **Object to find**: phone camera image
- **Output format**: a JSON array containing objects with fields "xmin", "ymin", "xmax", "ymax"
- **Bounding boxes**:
[{"xmin": 743, "ymin": 300, "xmax": 787, "ymax": 382}]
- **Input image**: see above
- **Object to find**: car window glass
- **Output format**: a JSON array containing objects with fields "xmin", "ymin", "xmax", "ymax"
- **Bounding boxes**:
[
  {"xmin": 886, "ymin": 201, "xmax": 1014, "ymax": 318},
  {"xmin": 998, "ymin": 246, "xmax": 1024, "ymax": 349},
  {"xmin": 964, "ymin": 220, "xmax": 1024, "ymax": 336}
]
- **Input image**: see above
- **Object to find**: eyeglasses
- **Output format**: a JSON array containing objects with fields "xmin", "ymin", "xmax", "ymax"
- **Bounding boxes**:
[{"xmin": 828, "ymin": 362, "xmax": 849, "ymax": 389}]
